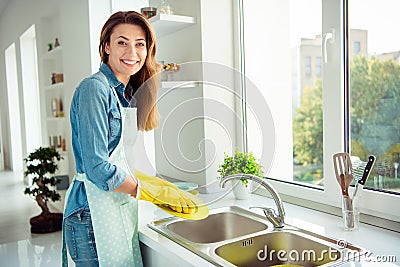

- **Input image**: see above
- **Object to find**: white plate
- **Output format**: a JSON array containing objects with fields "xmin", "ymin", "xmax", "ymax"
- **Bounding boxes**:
[{"xmin": 173, "ymin": 182, "xmax": 198, "ymax": 191}]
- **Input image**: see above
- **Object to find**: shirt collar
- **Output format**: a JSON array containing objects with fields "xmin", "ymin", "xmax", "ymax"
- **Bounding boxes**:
[
  {"xmin": 100, "ymin": 63, "xmax": 124, "ymax": 88},
  {"xmin": 99, "ymin": 63, "xmax": 130, "ymax": 107}
]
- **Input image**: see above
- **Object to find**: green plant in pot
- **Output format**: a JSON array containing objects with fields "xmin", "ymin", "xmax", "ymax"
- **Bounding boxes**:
[
  {"xmin": 217, "ymin": 149, "xmax": 264, "ymax": 199},
  {"xmin": 24, "ymin": 146, "xmax": 63, "ymax": 233}
]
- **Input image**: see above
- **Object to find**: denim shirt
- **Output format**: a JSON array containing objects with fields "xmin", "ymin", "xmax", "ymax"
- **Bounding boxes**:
[{"xmin": 65, "ymin": 63, "xmax": 130, "ymax": 218}]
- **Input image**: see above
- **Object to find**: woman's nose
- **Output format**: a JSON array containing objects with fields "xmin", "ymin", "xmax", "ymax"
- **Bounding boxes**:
[{"xmin": 126, "ymin": 45, "xmax": 138, "ymax": 56}]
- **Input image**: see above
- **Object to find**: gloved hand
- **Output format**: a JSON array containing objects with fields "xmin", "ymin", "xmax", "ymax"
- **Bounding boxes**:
[{"xmin": 134, "ymin": 170, "xmax": 196, "ymax": 214}]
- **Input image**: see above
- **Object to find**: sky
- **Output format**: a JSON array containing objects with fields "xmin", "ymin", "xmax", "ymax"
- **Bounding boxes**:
[{"xmin": 290, "ymin": 0, "xmax": 400, "ymax": 54}]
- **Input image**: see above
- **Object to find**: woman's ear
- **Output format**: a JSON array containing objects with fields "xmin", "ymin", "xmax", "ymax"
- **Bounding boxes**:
[{"xmin": 105, "ymin": 43, "xmax": 110, "ymax": 55}]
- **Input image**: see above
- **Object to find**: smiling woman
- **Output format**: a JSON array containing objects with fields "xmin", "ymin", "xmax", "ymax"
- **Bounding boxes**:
[{"xmin": 62, "ymin": 10, "xmax": 187, "ymax": 267}]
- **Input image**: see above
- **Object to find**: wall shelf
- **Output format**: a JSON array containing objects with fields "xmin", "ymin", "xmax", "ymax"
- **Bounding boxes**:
[
  {"xmin": 161, "ymin": 81, "xmax": 199, "ymax": 89},
  {"xmin": 45, "ymin": 82, "xmax": 64, "ymax": 91},
  {"xmin": 42, "ymin": 46, "xmax": 62, "ymax": 60},
  {"xmin": 149, "ymin": 14, "xmax": 195, "ymax": 38},
  {"xmin": 46, "ymin": 117, "xmax": 66, "ymax": 122}
]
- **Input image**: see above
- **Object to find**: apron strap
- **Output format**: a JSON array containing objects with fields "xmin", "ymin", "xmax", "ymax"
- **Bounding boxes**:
[
  {"xmin": 75, "ymin": 173, "xmax": 85, "ymax": 182},
  {"xmin": 62, "ymin": 221, "xmax": 68, "ymax": 267}
]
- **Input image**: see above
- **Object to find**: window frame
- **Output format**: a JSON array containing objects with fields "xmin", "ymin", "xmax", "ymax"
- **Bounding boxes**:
[{"xmin": 239, "ymin": 0, "xmax": 400, "ymax": 224}]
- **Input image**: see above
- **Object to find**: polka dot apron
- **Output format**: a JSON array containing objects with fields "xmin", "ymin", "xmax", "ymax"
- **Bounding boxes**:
[{"xmin": 62, "ymin": 83, "xmax": 143, "ymax": 267}]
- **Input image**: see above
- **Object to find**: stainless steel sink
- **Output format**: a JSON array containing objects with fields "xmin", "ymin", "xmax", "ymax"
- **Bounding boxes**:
[
  {"xmin": 148, "ymin": 206, "xmax": 367, "ymax": 266},
  {"xmin": 215, "ymin": 230, "xmax": 341, "ymax": 267},
  {"xmin": 166, "ymin": 211, "xmax": 268, "ymax": 243}
]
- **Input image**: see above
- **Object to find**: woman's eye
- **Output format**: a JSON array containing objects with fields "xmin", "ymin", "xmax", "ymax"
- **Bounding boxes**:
[
  {"xmin": 136, "ymin": 42, "xmax": 145, "ymax": 47},
  {"xmin": 118, "ymin": 41, "xmax": 127, "ymax": 46}
]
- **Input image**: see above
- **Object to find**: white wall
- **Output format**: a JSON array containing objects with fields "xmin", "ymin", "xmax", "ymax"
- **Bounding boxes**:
[
  {"xmin": 152, "ymin": 0, "xmax": 240, "ymax": 192},
  {"xmin": 4, "ymin": 43, "xmax": 23, "ymax": 171},
  {"xmin": 200, "ymin": 0, "xmax": 239, "ymax": 191},
  {"xmin": 0, "ymin": 111, "xmax": 3, "ymax": 170},
  {"xmin": 0, "ymin": 0, "xmax": 59, "ymax": 170},
  {"xmin": 0, "ymin": 0, "xmax": 109, "ymax": 175},
  {"xmin": 20, "ymin": 25, "xmax": 42, "ymax": 156}
]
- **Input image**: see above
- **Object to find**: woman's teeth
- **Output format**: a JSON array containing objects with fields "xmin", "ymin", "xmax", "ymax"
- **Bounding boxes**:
[{"xmin": 122, "ymin": 59, "xmax": 137, "ymax": 65}]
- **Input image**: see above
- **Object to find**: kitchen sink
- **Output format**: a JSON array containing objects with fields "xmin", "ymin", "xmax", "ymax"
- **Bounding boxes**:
[
  {"xmin": 148, "ymin": 206, "xmax": 367, "ymax": 266},
  {"xmin": 166, "ymin": 211, "xmax": 268, "ymax": 243},
  {"xmin": 215, "ymin": 230, "xmax": 341, "ymax": 267}
]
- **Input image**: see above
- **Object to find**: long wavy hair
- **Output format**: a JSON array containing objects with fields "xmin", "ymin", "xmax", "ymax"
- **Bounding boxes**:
[{"xmin": 99, "ymin": 11, "xmax": 161, "ymax": 131}]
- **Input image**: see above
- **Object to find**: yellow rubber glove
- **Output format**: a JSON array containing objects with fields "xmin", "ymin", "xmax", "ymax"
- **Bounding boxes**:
[
  {"xmin": 134, "ymin": 170, "xmax": 179, "ymax": 188},
  {"xmin": 134, "ymin": 170, "xmax": 196, "ymax": 214}
]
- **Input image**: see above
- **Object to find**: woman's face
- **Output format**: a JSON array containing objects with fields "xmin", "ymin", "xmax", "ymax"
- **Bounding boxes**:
[{"xmin": 105, "ymin": 23, "xmax": 147, "ymax": 85}]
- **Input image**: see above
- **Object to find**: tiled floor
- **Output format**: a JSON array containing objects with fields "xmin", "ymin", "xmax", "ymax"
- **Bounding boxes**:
[{"xmin": 0, "ymin": 171, "xmax": 72, "ymax": 266}]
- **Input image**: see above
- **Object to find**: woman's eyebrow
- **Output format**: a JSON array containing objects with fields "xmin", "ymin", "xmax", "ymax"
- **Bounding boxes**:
[
  {"xmin": 117, "ymin": 35, "xmax": 129, "ymax": 40},
  {"xmin": 116, "ymin": 36, "xmax": 145, "ymax": 42}
]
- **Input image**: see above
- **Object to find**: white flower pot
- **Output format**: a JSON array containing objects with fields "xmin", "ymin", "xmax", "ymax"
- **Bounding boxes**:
[{"xmin": 231, "ymin": 180, "xmax": 250, "ymax": 200}]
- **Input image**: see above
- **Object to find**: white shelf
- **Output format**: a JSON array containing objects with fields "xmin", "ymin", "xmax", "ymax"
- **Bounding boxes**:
[
  {"xmin": 45, "ymin": 82, "xmax": 64, "ymax": 91},
  {"xmin": 42, "ymin": 46, "xmax": 62, "ymax": 60},
  {"xmin": 149, "ymin": 14, "xmax": 195, "ymax": 38},
  {"xmin": 161, "ymin": 81, "xmax": 198, "ymax": 89},
  {"xmin": 46, "ymin": 117, "xmax": 66, "ymax": 122}
]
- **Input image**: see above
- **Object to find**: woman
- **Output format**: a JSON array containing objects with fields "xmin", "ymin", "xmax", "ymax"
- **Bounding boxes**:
[{"xmin": 62, "ymin": 11, "xmax": 195, "ymax": 266}]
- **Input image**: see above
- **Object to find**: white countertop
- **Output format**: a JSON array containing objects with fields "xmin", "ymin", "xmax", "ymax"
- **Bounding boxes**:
[{"xmin": 138, "ymin": 191, "xmax": 400, "ymax": 266}]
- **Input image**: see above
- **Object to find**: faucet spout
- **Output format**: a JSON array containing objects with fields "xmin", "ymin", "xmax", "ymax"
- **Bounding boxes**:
[{"xmin": 220, "ymin": 174, "xmax": 285, "ymax": 228}]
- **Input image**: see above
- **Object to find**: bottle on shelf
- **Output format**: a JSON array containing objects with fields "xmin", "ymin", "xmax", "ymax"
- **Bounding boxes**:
[
  {"xmin": 54, "ymin": 37, "xmax": 60, "ymax": 48},
  {"xmin": 58, "ymin": 99, "xmax": 64, "ymax": 117},
  {"xmin": 51, "ymin": 98, "xmax": 57, "ymax": 117},
  {"xmin": 51, "ymin": 98, "xmax": 58, "ymax": 117},
  {"xmin": 61, "ymin": 138, "xmax": 66, "ymax": 151},
  {"xmin": 158, "ymin": 0, "xmax": 173, "ymax": 14}
]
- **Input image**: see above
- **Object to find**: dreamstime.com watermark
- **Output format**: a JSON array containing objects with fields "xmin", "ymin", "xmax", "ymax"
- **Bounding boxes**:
[{"xmin": 256, "ymin": 239, "xmax": 397, "ymax": 264}]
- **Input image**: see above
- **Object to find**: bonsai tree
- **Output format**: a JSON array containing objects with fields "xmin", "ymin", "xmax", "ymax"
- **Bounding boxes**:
[
  {"xmin": 217, "ymin": 148, "xmax": 264, "ymax": 186},
  {"xmin": 24, "ymin": 147, "xmax": 63, "ymax": 233}
]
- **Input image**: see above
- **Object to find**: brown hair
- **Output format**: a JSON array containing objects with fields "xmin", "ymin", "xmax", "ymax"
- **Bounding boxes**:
[{"xmin": 99, "ymin": 11, "xmax": 161, "ymax": 131}]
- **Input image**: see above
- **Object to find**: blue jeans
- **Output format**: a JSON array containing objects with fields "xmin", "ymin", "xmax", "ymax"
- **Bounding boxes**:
[{"xmin": 64, "ymin": 208, "xmax": 99, "ymax": 267}]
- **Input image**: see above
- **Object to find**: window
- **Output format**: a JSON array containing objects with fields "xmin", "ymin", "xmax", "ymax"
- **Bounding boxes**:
[
  {"xmin": 20, "ymin": 25, "xmax": 42, "ymax": 155},
  {"xmin": 305, "ymin": 56, "xmax": 312, "ymax": 76},
  {"xmin": 315, "ymin": 56, "xmax": 322, "ymax": 77},
  {"xmin": 349, "ymin": 0, "xmax": 400, "ymax": 195},
  {"xmin": 5, "ymin": 43, "xmax": 23, "ymax": 171},
  {"xmin": 353, "ymin": 41, "xmax": 361, "ymax": 55},
  {"xmin": 243, "ymin": 0, "xmax": 323, "ymax": 187},
  {"xmin": 241, "ymin": 0, "xmax": 399, "ymax": 222}
]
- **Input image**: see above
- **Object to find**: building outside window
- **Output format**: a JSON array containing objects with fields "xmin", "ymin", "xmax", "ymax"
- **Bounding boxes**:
[{"xmin": 305, "ymin": 56, "xmax": 312, "ymax": 76}]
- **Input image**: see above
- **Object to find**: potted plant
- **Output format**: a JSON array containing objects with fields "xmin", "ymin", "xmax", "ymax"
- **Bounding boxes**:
[
  {"xmin": 217, "ymin": 149, "xmax": 264, "ymax": 199},
  {"xmin": 24, "ymin": 146, "xmax": 63, "ymax": 233}
]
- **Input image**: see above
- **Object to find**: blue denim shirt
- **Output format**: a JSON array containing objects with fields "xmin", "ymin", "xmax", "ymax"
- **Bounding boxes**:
[{"xmin": 65, "ymin": 63, "xmax": 130, "ymax": 218}]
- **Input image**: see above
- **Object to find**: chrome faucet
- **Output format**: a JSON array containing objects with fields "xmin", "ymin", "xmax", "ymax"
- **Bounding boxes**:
[{"xmin": 220, "ymin": 174, "xmax": 286, "ymax": 228}]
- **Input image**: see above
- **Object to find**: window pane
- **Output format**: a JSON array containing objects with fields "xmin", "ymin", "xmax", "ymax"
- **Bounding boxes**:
[
  {"xmin": 315, "ymin": 56, "xmax": 322, "ymax": 77},
  {"xmin": 349, "ymin": 0, "xmax": 400, "ymax": 193},
  {"xmin": 292, "ymin": 0, "xmax": 323, "ymax": 186},
  {"xmin": 244, "ymin": 0, "xmax": 324, "ymax": 186}
]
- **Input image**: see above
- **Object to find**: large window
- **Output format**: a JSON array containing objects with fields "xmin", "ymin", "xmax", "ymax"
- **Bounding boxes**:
[
  {"xmin": 244, "ymin": 0, "xmax": 324, "ymax": 186},
  {"xmin": 349, "ymin": 0, "xmax": 400, "ymax": 194},
  {"xmin": 242, "ymin": 0, "xmax": 399, "ymax": 221}
]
